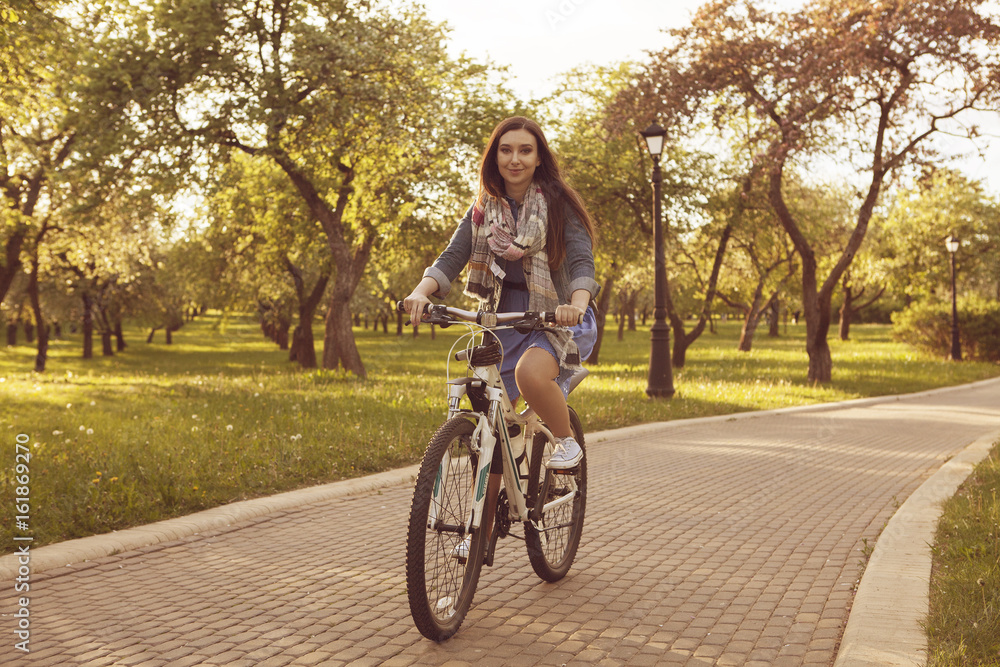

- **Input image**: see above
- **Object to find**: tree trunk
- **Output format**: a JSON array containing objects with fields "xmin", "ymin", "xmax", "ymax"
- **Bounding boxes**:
[
  {"xmin": 768, "ymin": 162, "xmax": 843, "ymax": 383},
  {"xmin": 838, "ymin": 296, "xmax": 853, "ymax": 342},
  {"xmin": 101, "ymin": 332, "xmax": 114, "ymax": 356},
  {"xmin": 272, "ymin": 144, "xmax": 372, "ymax": 378},
  {"xmin": 323, "ymin": 292, "xmax": 366, "ymax": 378},
  {"xmin": 276, "ymin": 318, "xmax": 290, "ymax": 350},
  {"xmin": 97, "ymin": 307, "xmax": 114, "ymax": 356},
  {"xmin": 586, "ymin": 275, "xmax": 615, "ymax": 364},
  {"xmin": 803, "ymin": 284, "xmax": 834, "ymax": 383},
  {"xmin": 768, "ymin": 299, "xmax": 780, "ymax": 338},
  {"xmin": 27, "ymin": 259, "xmax": 48, "ymax": 372},
  {"xmin": 81, "ymin": 293, "xmax": 94, "ymax": 359},
  {"xmin": 147, "ymin": 327, "xmax": 160, "ymax": 343},
  {"xmin": 737, "ymin": 288, "xmax": 772, "ymax": 353},
  {"xmin": 666, "ymin": 218, "xmax": 733, "ymax": 369},
  {"xmin": 114, "ymin": 320, "xmax": 126, "ymax": 351},
  {"xmin": 839, "ymin": 277, "xmax": 885, "ymax": 341},
  {"xmin": 285, "ymin": 259, "xmax": 330, "ymax": 370},
  {"xmin": 738, "ymin": 311, "xmax": 761, "ymax": 352},
  {"xmin": 6, "ymin": 323, "xmax": 16, "ymax": 346}
]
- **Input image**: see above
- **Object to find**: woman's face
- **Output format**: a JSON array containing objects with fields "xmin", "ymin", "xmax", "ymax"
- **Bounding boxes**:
[{"xmin": 496, "ymin": 128, "xmax": 541, "ymax": 194}]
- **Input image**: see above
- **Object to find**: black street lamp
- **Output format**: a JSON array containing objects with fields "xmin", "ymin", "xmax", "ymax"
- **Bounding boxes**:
[
  {"xmin": 640, "ymin": 122, "xmax": 675, "ymax": 398},
  {"xmin": 945, "ymin": 233, "xmax": 962, "ymax": 361}
]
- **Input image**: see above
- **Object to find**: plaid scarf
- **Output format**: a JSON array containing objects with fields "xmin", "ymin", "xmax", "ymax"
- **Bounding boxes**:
[{"xmin": 465, "ymin": 184, "xmax": 582, "ymax": 376}]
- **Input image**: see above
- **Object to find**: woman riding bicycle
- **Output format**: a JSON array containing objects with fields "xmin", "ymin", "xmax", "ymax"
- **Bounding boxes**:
[{"xmin": 403, "ymin": 116, "xmax": 599, "ymax": 470}]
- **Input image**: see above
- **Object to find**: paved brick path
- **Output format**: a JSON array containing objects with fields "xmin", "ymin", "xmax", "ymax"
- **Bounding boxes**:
[{"xmin": 4, "ymin": 380, "xmax": 1000, "ymax": 666}]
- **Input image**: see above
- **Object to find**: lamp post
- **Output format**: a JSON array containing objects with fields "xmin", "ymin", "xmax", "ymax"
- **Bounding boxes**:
[
  {"xmin": 945, "ymin": 233, "xmax": 962, "ymax": 361},
  {"xmin": 640, "ymin": 122, "xmax": 675, "ymax": 397}
]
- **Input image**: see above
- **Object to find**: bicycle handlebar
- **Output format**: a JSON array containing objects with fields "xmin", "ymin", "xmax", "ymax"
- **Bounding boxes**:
[{"xmin": 394, "ymin": 301, "xmax": 559, "ymax": 327}]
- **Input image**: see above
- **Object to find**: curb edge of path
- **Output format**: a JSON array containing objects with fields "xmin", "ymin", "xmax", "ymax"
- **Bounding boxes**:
[
  {"xmin": 0, "ymin": 464, "xmax": 420, "ymax": 581},
  {"xmin": 833, "ymin": 426, "xmax": 1000, "ymax": 667}
]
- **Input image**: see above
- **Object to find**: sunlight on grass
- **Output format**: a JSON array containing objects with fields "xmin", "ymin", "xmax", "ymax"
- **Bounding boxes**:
[
  {"xmin": 1, "ymin": 314, "xmax": 997, "ymax": 551},
  {"xmin": 926, "ymin": 441, "xmax": 1000, "ymax": 665}
]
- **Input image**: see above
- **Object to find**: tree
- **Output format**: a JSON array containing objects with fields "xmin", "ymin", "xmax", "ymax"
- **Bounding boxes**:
[
  {"xmin": 626, "ymin": 0, "xmax": 1000, "ymax": 382},
  {"xmin": 713, "ymin": 169, "xmax": 798, "ymax": 352},
  {"xmin": 879, "ymin": 169, "xmax": 1000, "ymax": 306},
  {"xmin": 551, "ymin": 64, "xmax": 723, "ymax": 367},
  {"xmin": 114, "ymin": 0, "xmax": 496, "ymax": 378},
  {"xmin": 206, "ymin": 152, "xmax": 331, "ymax": 367},
  {"xmin": 0, "ymin": 1, "xmax": 77, "ymax": 307}
]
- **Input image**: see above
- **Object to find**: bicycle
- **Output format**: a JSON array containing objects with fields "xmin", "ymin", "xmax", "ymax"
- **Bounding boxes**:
[{"xmin": 399, "ymin": 302, "xmax": 588, "ymax": 642}]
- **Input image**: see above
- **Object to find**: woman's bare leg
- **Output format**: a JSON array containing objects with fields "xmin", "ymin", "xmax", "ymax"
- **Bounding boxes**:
[{"xmin": 515, "ymin": 347, "xmax": 571, "ymax": 438}]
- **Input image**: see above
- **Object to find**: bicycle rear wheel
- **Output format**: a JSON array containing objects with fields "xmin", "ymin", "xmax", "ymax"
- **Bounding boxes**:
[
  {"xmin": 406, "ymin": 416, "xmax": 488, "ymax": 641},
  {"xmin": 524, "ymin": 406, "xmax": 587, "ymax": 582}
]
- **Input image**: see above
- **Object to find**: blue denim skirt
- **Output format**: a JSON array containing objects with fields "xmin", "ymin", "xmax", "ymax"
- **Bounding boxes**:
[{"xmin": 493, "ymin": 286, "xmax": 597, "ymax": 404}]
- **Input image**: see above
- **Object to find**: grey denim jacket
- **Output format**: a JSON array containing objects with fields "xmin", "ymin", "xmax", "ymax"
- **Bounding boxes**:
[{"xmin": 423, "ymin": 202, "xmax": 600, "ymax": 304}]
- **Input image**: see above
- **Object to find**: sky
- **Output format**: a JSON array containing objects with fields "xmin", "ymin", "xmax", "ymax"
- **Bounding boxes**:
[
  {"xmin": 417, "ymin": 0, "xmax": 716, "ymax": 99},
  {"xmin": 417, "ymin": 0, "xmax": 1000, "ymax": 195}
]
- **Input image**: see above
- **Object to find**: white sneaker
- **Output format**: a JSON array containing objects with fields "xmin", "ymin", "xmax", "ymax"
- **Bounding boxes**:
[
  {"xmin": 546, "ymin": 436, "xmax": 583, "ymax": 470},
  {"xmin": 452, "ymin": 536, "xmax": 471, "ymax": 562}
]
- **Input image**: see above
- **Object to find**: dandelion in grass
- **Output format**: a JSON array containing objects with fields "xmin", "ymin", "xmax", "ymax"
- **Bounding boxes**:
[
  {"xmin": 53, "ymin": 430, "xmax": 62, "ymax": 435},
  {"xmin": 86, "ymin": 428, "xmax": 93, "ymax": 435},
  {"xmin": 90, "ymin": 401, "xmax": 95, "ymax": 406},
  {"xmin": 226, "ymin": 425, "xmax": 234, "ymax": 431},
  {"xmin": 67, "ymin": 403, "xmax": 72, "ymax": 409}
]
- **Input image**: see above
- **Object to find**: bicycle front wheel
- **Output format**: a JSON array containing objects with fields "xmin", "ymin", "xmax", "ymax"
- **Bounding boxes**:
[
  {"xmin": 406, "ymin": 416, "xmax": 487, "ymax": 641},
  {"xmin": 524, "ymin": 406, "xmax": 587, "ymax": 582}
]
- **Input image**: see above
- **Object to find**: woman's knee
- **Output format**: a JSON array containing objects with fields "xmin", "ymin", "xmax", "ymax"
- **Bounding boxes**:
[{"xmin": 514, "ymin": 349, "xmax": 558, "ymax": 390}]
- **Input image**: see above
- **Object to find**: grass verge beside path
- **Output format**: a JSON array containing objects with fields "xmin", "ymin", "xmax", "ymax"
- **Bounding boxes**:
[
  {"xmin": 927, "ymin": 439, "xmax": 1000, "ymax": 666},
  {"xmin": 2, "ymin": 314, "xmax": 998, "ymax": 553}
]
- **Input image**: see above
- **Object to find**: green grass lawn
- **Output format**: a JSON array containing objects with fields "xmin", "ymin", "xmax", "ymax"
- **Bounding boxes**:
[
  {"xmin": 2, "ymin": 313, "xmax": 998, "ymax": 554},
  {"xmin": 926, "ymin": 440, "xmax": 1000, "ymax": 666}
]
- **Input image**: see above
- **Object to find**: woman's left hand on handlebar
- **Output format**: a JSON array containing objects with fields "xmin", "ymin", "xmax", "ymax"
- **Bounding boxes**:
[{"xmin": 555, "ymin": 304, "xmax": 585, "ymax": 327}]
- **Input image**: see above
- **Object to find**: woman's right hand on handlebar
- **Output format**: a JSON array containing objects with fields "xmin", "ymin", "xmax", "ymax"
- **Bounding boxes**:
[
  {"xmin": 403, "ymin": 276, "xmax": 438, "ymax": 324},
  {"xmin": 403, "ymin": 277, "xmax": 440, "ymax": 324},
  {"xmin": 402, "ymin": 294, "xmax": 431, "ymax": 324}
]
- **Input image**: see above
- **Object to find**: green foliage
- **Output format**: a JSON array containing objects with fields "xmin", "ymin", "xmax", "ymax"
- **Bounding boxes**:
[
  {"xmin": 926, "ymin": 442, "xmax": 1000, "ymax": 666},
  {"xmin": 892, "ymin": 296, "xmax": 1000, "ymax": 363},
  {"xmin": 878, "ymin": 170, "xmax": 1000, "ymax": 304}
]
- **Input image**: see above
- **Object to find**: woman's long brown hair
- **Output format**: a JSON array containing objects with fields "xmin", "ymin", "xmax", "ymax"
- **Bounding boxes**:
[{"xmin": 478, "ymin": 116, "xmax": 596, "ymax": 270}]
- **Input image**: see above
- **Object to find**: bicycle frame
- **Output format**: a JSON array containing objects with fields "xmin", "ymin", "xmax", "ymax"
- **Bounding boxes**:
[
  {"xmin": 425, "ymin": 307, "xmax": 569, "ymax": 543},
  {"xmin": 443, "ymin": 353, "xmax": 555, "ymax": 535}
]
